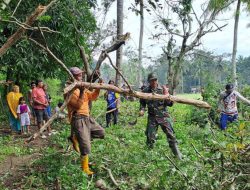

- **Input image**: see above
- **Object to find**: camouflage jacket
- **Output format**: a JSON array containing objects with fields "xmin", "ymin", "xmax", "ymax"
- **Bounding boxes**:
[{"xmin": 140, "ymin": 86, "xmax": 173, "ymax": 117}]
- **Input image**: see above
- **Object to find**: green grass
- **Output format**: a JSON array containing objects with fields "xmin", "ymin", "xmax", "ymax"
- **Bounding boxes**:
[
  {"xmin": 0, "ymin": 136, "xmax": 33, "ymax": 163},
  {"xmin": 175, "ymin": 93, "xmax": 202, "ymax": 99},
  {"xmin": 1, "ymin": 97, "xmax": 249, "ymax": 189}
]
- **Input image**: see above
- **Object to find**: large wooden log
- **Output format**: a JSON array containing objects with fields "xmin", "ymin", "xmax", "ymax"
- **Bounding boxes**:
[
  {"xmin": 64, "ymin": 81, "xmax": 211, "ymax": 109},
  {"xmin": 0, "ymin": 0, "xmax": 57, "ymax": 57}
]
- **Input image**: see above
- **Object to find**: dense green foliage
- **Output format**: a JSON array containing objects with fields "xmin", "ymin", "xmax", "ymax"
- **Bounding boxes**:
[
  {"xmin": 0, "ymin": 1, "xmax": 250, "ymax": 189},
  {"xmin": 0, "ymin": 97, "xmax": 249, "ymax": 189},
  {"xmin": 0, "ymin": 0, "xmax": 97, "ymax": 90}
]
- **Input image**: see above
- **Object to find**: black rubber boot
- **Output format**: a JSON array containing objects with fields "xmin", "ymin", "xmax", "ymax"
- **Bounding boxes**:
[{"xmin": 170, "ymin": 143, "xmax": 182, "ymax": 160}]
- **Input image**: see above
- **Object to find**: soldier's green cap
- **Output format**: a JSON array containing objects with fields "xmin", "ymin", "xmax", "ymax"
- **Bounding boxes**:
[{"xmin": 147, "ymin": 73, "xmax": 157, "ymax": 82}]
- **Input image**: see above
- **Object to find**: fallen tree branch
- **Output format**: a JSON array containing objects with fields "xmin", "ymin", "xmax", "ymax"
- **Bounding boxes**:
[
  {"xmin": 73, "ymin": 22, "xmax": 92, "ymax": 78},
  {"xmin": 95, "ymin": 99, "xmax": 118, "ymax": 120},
  {"xmin": 105, "ymin": 53, "xmax": 132, "ymax": 92},
  {"xmin": 26, "ymin": 93, "xmax": 71, "ymax": 143},
  {"xmin": 64, "ymin": 82, "xmax": 211, "ymax": 109},
  {"xmin": 28, "ymin": 37, "xmax": 75, "ymax": 81},
  {"xmin": 0, "ymin": 0, "xmax": 57, "ymax": 57},
  {"xmin": 89, "ymin": 32, "xmax": 130, "ymax": 82},
  {"xmin": 11, "ymin": 0, "xmax": 23, "ymax": 17},
  {"xmin": 1, "ymin": 19, "xmax": 60, "ymax": 33},
  {"xmin": 78, "ymin": 45, "xmax": 92, "ymax": 77},
  {"xmin": 101, "ymin": 166, "xmax": 119, "ymax": 187},
  {"xmin": 165, "ymin": 155, "xmax": 188, "ymax": 182},
  {"xmin": 221, "ymin": 172, "xmax": 244, "ymax": 187},
  {"xmin": 165, "ymin": 154, "xmax": 198, "ymax": 189},
  {"xmin": 191, "ymin": 143, "xmax": 206, "ymax": 160}
]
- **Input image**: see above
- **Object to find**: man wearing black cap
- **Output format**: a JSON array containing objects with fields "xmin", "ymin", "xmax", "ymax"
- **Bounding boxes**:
[
  {"xmin": 139, "ymin": 73, "xmax": 182, "ymax": 159},
  {"xmin": 218, "ymin": 83, "xmax": 250, "ymax": 130}
]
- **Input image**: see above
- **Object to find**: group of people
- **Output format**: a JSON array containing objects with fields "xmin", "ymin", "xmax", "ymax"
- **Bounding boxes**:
[
  {"xmin": 66, "ymin": 67, "xmax": 180, "ymax": 175},
  {"xmin": 5, "ymin": 65, "xmax": 250, "ymax": 176},
  {"xmin": 66, "ymin": 66, "xmax": 250, "ymax": 176},
  {"xmin": 6, "ymin": 80, "xmax": 52, "ymax": 137}
]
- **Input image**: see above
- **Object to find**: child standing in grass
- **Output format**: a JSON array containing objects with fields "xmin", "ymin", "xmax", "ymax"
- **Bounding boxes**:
[{"xmin": 17, "ymin": 97, "xmax": 31, "ymax": 134}]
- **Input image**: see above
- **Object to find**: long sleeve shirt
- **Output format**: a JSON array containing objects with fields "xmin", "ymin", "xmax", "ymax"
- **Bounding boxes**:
[
  {"xmin": 218, "ymin": 90, "xmax": 250, "ymax": 115},
  {"xmin": 67, "ymin": 88, "xmax": 100, "ymax": 122},
  {"xmin": 140, "ymin": 86, "xmax": 173, "ymax": 117}
]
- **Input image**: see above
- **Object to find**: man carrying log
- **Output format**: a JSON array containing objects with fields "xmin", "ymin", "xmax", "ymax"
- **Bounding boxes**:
[
  {"xmin": 67, "ymin": 67, "xmax": 105, "ymax": 175},
  {"xmin": 139, "ymin": 73, "xmax": 182, "ymax": 159}
]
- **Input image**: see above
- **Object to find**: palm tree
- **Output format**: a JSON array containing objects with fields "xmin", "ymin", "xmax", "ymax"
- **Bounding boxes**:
[
  {"xmin": 115, "ymin": 0, "xmax": 124, "ymax": 86},
  {"xmin": 209, "ymin": 0, "xmax": 250, "ymax": 87},
  {"xmin": 232, "ymin": 0, "xmax": 241, "ymax": 87},
  {"xmin": 138, "ymin": 0, "xmax": 144, "ymax": 87}
]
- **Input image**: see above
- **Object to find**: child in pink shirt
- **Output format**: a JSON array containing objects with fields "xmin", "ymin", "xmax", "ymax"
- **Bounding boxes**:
[{"xmin": 17, "ymin": 97, "xmax": 31, "ymax": 134}]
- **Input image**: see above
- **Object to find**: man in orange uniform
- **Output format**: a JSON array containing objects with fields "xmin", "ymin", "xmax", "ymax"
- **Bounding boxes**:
[{"xmin": 67, "ymin": 67, "xmax": 105, "ymax": 175}]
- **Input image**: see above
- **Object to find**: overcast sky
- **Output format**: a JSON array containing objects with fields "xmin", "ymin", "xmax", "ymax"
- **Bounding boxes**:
[{"xmin": 97, "ymin": 0, "xmax": 249, "ymax": 64}]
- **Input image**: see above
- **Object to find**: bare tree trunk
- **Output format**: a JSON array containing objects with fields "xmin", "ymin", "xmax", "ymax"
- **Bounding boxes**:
[
  {"xmin": 181, "ymin": 69, "xmax": 184, "ymax": 93},
  {"xmin": 166, "ymin": 36, "xmax": 175, "ymax": 95},
  {"xmin": 232, "ymin": 0, "xmax": 241, "ymax": 88},
  {"xmin": 115, "ymin": 0, "xmax": 124, "ymax": 86},
  {"xmin": 138, "ymin": 0, "xmax": 144, "ymax": 87},
  {"xmin": 167, "ymin": 59, "xmax": 174, "ymax": 95}
]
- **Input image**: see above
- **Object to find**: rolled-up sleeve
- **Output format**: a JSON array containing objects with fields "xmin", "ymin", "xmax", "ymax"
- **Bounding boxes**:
[
  {"xmin": 68, "ymin": 89, "xmax": 84, "ymax": 109},
  {"xmin": 87, "ymin": 89, "xmax": 100, "ymax": 101}
]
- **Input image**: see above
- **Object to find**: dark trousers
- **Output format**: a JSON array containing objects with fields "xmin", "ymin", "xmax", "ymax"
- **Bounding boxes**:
[
  {"xmin": 220, "ymin": 113, "xmax": 238, "ymax": 130},
  {"xmin": 146, "ymin": 113, "xmax": 177, "ymax": 147},
  {"xmin": 106, "ymin": 108, "xmax": 118, "ymax": 127}
]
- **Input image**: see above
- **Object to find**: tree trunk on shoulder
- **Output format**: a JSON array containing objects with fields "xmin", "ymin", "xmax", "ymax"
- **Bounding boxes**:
[
  {"xmin": 115, "ymin": 0, "xmax": 124, "ymax": 86},
  {"xmin": 232, "ymin": 0, "xmax": 241, "ymax": 88}
]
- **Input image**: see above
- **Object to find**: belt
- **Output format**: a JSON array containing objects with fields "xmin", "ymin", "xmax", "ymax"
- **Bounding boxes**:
[{"xmin": 72, "ymin": 114, "xmax": 88, "ymax": 119}]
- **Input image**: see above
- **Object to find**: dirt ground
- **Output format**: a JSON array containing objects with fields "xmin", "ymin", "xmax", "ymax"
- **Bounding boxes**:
[{"xmin": 0, "ymin": 127, "xmax": 51, "ymax": 189}]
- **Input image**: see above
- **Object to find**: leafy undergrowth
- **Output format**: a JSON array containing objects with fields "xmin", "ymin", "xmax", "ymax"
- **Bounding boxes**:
[
  {"xmin": 1, "ymin": 97, "xmax": 249, "ymax": 189},
  {"xmin": 0, "ymin": 135, "xmax": 34, "ymax": 162}
]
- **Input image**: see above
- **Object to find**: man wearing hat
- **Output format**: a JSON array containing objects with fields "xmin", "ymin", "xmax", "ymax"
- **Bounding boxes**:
[
  {"xmin": 218, "ymin": 83, "xmax": 250, "ymax": 130},
  {"xmin": 139, "ymin": 73, "xmax": 182, "ymax": 159},
  {"xmin": 67, "ymin": 67, "xmax": 105, "ymax": 175}
]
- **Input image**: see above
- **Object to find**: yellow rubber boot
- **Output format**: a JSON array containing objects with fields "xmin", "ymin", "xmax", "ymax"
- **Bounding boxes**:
[
  {"xmin": 81, "ymin": 155, "xmax": 94, "ymax": 175},
  {"xmin": 72, "ymin": 135, "xmax": 80, "ymax": 153}
]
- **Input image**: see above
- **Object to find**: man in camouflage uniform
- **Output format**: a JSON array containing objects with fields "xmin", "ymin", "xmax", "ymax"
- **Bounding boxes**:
[{"xmin": 139, "ymin": 73, "xmax": 182, "ymax": 159}]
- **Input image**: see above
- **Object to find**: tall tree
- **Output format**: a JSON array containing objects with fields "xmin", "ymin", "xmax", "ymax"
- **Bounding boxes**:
[
  {"xmin": 208, "ymin": 0, "xmax": 250, "ymax": 87},
  {"xmin": 232, "ymin": 0, "xmax": 241, "ymax": 87},
  {"xmin": 148, "ymin": 0, "xmax": 228, "ymax": 94},
  {"xmin": 137, "ymin": 0, "xmax": 144, "ymax": 86},
  {"xmin": 116, "ymin": 0, "xmax": 123, "ymax": 86}
]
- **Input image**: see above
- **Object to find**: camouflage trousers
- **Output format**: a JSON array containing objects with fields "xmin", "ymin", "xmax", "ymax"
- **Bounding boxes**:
[{"xmin": 145, "ymin": 113, "xmax": 177, "ymax": 148}]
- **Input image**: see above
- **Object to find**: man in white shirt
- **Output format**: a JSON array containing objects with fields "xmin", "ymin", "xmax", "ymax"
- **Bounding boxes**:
[{"xmin": 218, "ymin": 84, "xmax": 250, "ymax": 130}]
